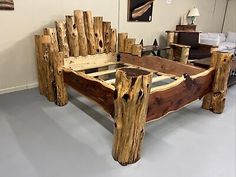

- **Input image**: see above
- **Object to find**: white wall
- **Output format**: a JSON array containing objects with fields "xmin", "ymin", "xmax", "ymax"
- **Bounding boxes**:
[
  {"xmin": 0, "ymin": 0, "xmax": 231, "ymax": 94},
  {"xmin": 0, "ymin": 0, "xmax": 118, "ymax": 93},
  {"xmin": 119, "ymin": 0, "xmax": 227, "ymax": 46},
  {"xmin": 223, "ymin": 0, "xmax": 236, "ymax": 32}
]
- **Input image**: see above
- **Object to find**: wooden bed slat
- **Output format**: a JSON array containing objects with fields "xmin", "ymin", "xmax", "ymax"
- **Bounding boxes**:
[{"xmin": 151, "ymin": 75, "xmax": 172, "ymax": 83}]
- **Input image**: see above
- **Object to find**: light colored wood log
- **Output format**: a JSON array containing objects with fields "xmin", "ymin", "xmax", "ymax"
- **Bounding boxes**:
[
  {"xmin": 36, "ymin": 35, "xmax": 55, "ymax": 101},
  {"xmin": 93, "ymin": 16, "xmax": 104, "ymax": 53},
  {"xmin": 179, "ymin": 47, "xmax": 189, "ymax": 64},
  {"xmin": 103, "ymin": 21, "xmax": 111, "ymax": 53},
  {"xmin": 112, "ymin": 68, "xmax": 152, "ymax": 165},
  {"xmin": 166, "ymin": 31, "xmax": 175, "ymax": 46},
  {"xmin": 43, "ymin": 28, "xmax": 59, "ymax": 52},
  {"xmin": 66, "ymin": 15, "xmax": 80, "ymax": 57},
  {"xmin": 35, "ymin": 35, "xmax": 48, "ymax": 95},
  {"xmin": 84, "ymin": 11, "xmax": 96, "ymax": 55},
  {"xmin": 132, "ymin": 44, "xmax": 142, "ymax": 56},
  {"xmin": 74, "ymin": 10, "xmax": 88, "ymax": 56},
  {"xmin": 64, "ymin": 53, "xmax": 116, "ymax": 70},
  {"xmin": 110, "ymin": 28, "xmax": 117, "ymax": 53},
  {"xmin": 202, "ymin": 51, "xmax": 233, "ymax": 113},
  {"xmin": 55, "ymin": 20, "xmax": 70, "ymax": 58},
  {"xmin": 51, "ymin": 52, "xmax": 68, "ymax": 106},
  {"xmin": 118, "ymin": 33, "xmax": 128, "ymax": 53},
  {"xmin": 124, "ymin": 38, "xmax": 136, "ymax": 54}
]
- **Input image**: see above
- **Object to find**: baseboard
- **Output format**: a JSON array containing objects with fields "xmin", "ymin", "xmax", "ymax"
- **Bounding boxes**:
[{"xmin": 0, "ymin": 82, "xmax": 38, "ymax": 95}]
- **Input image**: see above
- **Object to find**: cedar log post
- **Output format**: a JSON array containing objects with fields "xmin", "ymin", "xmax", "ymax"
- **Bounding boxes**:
[
  {"xmin": 112, "ymin": 68, "xmax": 152, "ymax": 165},
  {"xmin": 93, "ymin": 17, "xmax": 104, "ymax": 53},
  {"xmin": 124, "ymin": 38, "xmax": 136, "ymax": 54},
  {"xmin": 202, "ymin": 51, "xmax": 233, "ymax": 113},
  {"xmin": 51, "ymin": 52, "xmax": 68, "ymax": 106},
  {"xmin": 118, "ymin": 33, "xmax": 128, "ymax": 53}
]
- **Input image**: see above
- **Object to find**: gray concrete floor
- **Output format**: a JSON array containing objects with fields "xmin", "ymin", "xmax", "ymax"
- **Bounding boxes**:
[{"xmin": 0, "ymin": 86, "xmax": 235, "ymax": 177}]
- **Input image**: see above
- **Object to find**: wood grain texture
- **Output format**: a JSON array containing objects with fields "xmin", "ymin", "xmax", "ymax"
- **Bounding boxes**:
[
  {"xmin": 55, "ymin": 20, "xmax": 70, "ymax": 58},
  {"xmin": 202, "ymin": 52, "xmax": 233, "ymax": 113},
  {"xmin": 51, "ymin": 52, "xmax": 68, "ymax": 106},
  {"xmin": 43, "ymin": 28, "xmax": 59, "ymax": 52},
  {"xmin": 112, "ymin": 68, "xmax": 152, "ymax": 165},
  {"xmin": 84, "ymin": 11, "xmax": 96, "ymax": 55},
  {"xmin": 74, "ymin": 10, "xmax": 88, "ymax": 56},
  {"xmin": 110, "ymin": 28, "xmax": 117, "ymax": 53},
  {"xmin": 120, "ymin": 53, "xmax": 205, "ymax": 77},
  {"xmin": 124, "ymin": 38, "xmax": 135, "ymax": 54},
  {"xmin": 93, "ymin": 17, "xmax": 104, "ymax": 53},
  {"xmin": 103, "ymin": 22, "xmax": 111, "ymax": 53},
  {"xmin": 63, "ymin": 70, "xmax": 114, "ymax": 115},
  {"xmin": 147, "ymin": 68, "xmax": 215, "ymax": 122},
  {"xmin": 118, "ymin": 33, "xmax": 128, "ymax": 53},
  {"xmin": 66, "ymin": 15, "xmax": 80, "ymax": 57}
]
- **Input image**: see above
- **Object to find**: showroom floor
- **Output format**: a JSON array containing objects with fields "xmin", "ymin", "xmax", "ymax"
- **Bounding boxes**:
[{"xmin": 0, "ymin": 86, "xmax": 235, "ymax": 177}]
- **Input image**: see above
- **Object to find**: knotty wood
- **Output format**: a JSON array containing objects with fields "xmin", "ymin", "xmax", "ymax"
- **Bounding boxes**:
[
  {"xmin": 66, "ymin": 15, "xmax": 80, "ymax": 57},
  {"xmin": 118, "ymin": 33, "xmax": 128, "ymax": 53},
  {"xmin": 74, "ymin": 10, "xmax": 88, "ymax": 56},
  {"xmin": 112, "ymin": 68, "xmax": 152, "ymax": 165},
  {"xmin": 84, "ymin": 11, "xmax": 96, "ymax": 55},
  {"xmin": 124, "ymin": 38, "xmax": 135, "ymax": 53},
  {"xmin": 202, "ymin": 52, "xmax": 233, "ymax": 113},
  {"xmin": 93, "ymin": 17, "xmax": 104, "ymax": 53},
  {"xmin": 166, "ymin": 31, "xmax": 175, "ymax": 46},
  {"xmin": 43, "ymin": 28, "xmax": 59, "ymax": 52},
  {"xmin": 147, "ymin": 69, "xmax": 215, "ymax": 122},
  {"xmin": 103, "ymin": 21, "xmax": 111, "ymax": 53},
  {"xmin": 110, "ymin": 28, "xmax": 117, "ymax": 53},
  {"xmin": 55, "ymin": 20, "xmax": 70, "ymax": 58},
  {"xmin": 132, "ymin": 44, "xmax": 142, "ymax": 56},
  {"xmin": 51, "ymin": 52, "xmax": 68, "ymax": 106},
  {"xmin": 63, "ymin": 70, "xmax": 114, "ymax": 115},
  {"xmin": 120, "ymin": 53, "xmax": 205, "ymax": 77}
]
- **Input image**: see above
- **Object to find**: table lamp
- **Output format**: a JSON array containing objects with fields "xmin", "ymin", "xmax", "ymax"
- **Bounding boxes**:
[{"xmin": 188, "ymin": 7, "xmax": 200, "ymax": 25}]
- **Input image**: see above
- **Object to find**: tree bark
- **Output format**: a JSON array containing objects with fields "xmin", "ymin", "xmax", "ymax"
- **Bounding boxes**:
[
  {"xmin": 74, "ymin": 10, "xmax": 88, "ymax": 56},
  {"xmin": 55, "ymin": 20, "xmax": 70, "ymax": 58},
  {"xmin": 66, "ymin": 15, "xmax": 80, "ymax": 57},
  {"xmin": 110, "ymin": 28, "xmax": 117, "ymax": 53},
  {"xmin": 202, "ymin": 51, "xmax": 233, "ymax": 113},
  {"xmin": 103, "ymin": 21, "xmax": 111, "ymax": 53},
  {"xmin": 112, "ymin": 68, "xmax": 152, "ymax": 165},
  {"xmin": 93, "ymin": 16, "xmax": 104, "ymax": 53}
]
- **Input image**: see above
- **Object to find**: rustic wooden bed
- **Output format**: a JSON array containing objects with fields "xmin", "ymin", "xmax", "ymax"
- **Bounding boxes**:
[{"xmin": 35, "ymin": 10, "xmax": 233, "ymax": 166}]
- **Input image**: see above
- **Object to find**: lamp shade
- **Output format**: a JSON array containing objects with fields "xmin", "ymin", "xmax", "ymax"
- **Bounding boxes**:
[{"xmin": 188, "ymin": 7, "xmax": 200, "ymax": 17}]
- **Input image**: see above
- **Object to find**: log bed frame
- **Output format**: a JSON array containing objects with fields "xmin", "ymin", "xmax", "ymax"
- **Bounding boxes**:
[{"xmin": 35, "ymin": 10, "xmax": 233, "ymax": 166}]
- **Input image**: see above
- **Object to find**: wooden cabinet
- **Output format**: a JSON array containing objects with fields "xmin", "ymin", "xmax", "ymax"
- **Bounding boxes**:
[{"xmin": 176, "ymin": 25, "xmax": 196, "ymax": 31}]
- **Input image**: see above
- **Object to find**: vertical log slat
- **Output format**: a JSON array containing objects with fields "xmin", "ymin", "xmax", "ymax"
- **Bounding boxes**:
[
  {"xmin": 112, "ymin": 68, "xmax": 152, "ymax": 165},
  {"xmin": 202, "ymin": 51, "xmax": 233, "ymax": 113},
  {"xmin": 84, "ymin": 11, "xmax": 96, "ymax": 55},
  {"xmin": 51, "ymin": 52, "xmax": 68, "ymax": 106},
  {"xmin": 66, "ymin": 15, "xmax": 80, "ymax": 57},
  {"xmin": 103, "ymin": 21, "xmax": 111, "ymax": 53},
  {"xmin": 118, "ymin": 33, "xmax": 128, "ymax": 53},
  {"xmin": 110, "ymin": 28, "xmax": 117, "ymax": 53},
  {"xmin": 74, "ymin": 10, "xmax": 88, "ymax": 56},
  {"xmin": 124, "ymin": 38, "xmax": 136, "ymax": 54},
  {"xmin": 43, "ymin": 28, "xmax": 59, "ymax": 52},
  {"xmin": 93, "ymin": 16, "xmax": 104, "ymax": 54},
  {"xmin": 55, "ymin": 20, "xmax": 70, "ymax": 58},
  {"xmin": 132, "ymin": 44, "xmax": 142, "ymax": 56}
]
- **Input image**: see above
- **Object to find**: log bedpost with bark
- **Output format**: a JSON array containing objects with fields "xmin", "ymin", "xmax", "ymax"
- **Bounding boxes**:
[
  {"xmin": 202, "ymin": 51, "xmax": 233, "ymax": 113},
  {"xmin": 51, "ymin": 51, "xmax": 68, "ymax": 106},
  {"xmin": 112, "ymin": 68, "xmax": 152, "ymax": 166}
]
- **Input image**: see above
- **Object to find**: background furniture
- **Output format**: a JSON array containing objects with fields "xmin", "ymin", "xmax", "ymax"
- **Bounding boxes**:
[
  {"xmin": 200, "ymin": 32, "xmax": 236, "ymax": 53},
  {"xmin": 166, "ymin": 31, "xmax": 218, "ymax": 60},
  {"xmin": 176, "ymin": 25, "xmax": 196, "ymax": 31}
]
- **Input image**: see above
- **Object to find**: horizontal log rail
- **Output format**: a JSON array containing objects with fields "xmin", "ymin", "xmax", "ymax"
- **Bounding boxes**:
[{"xmin": 147, "ymin": 68, "xmax": 215, "ymax": 122}]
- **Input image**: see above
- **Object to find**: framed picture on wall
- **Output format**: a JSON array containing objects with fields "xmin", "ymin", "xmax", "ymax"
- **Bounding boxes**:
[
  {"xmin": 128, "ymin": 0, "xmax": 154, "ymax": 22},
  {"xmin": 0, "ymin": 0, "xmax": 14, "ymax": 10}
]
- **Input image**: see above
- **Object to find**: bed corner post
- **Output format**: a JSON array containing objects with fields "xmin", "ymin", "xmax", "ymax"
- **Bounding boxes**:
[
  {"xmin": 112, "ymin": 68, "xmax": 152, "ymax": 166},
  {"xmin": 202, "ymin": 51, "xmax": 233, "ymax": 113},
  {"xmin": 51, "ymin": 51, "xmax": 68, "ymax": 106}
]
